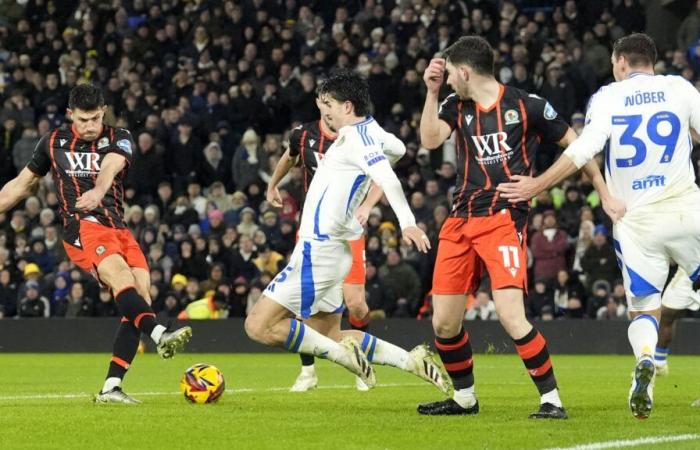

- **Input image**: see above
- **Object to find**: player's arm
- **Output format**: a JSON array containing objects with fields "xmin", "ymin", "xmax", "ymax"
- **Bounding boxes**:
[
  {"xmin": 267, "ymin": 130, "xmax": 302, "ymax": 207},
  {"xmin": 266, "ymin": 148, "xmax": 298, "ymax": 207},
  {"xmin": 420, "ymin": 58, "xmax": 453, "ymax": 149},
  {"xmin": 559, "ymin": 128, "xmax": 627, "ymax": 222},
  {"xmin": 353, "ymin": 138, "xmax": 429, "ymax": 253},
  {"xmin": 0, "ymin": 168, "xmax": 42, "ymax": 213},
  {"xmin": 76, "ymin": 152, "xmax": 127, "ymax": 211},
  {"xmin": 1, "ymin": 133, "xmax": 52, "ymax": 212},
  {"xmin": 498, "ymin": 93, "xmax": 611, "ymax": 202}
]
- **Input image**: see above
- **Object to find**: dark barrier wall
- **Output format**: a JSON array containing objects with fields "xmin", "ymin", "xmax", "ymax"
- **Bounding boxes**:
[{"xmin": 0, "ymin": 319, "xmax": 699, "ymax": 354}]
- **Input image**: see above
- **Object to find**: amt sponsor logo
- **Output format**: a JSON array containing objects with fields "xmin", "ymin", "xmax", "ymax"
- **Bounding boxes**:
[{"xmin": 632, "ymin": 175, "xmax": 665, "ymax": 190}]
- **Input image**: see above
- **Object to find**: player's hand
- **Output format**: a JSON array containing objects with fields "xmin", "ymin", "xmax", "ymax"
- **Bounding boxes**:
[
  {"xmin": 401, "ymin": 225, "xmax": 431, "ymax": 253},
  {"xmin": 354, "ymin": 203, "xmax": 372, "ymax": 227},
  {"xmin": 497, "ymin": 175, "xmax": 542, "ymax": 203},
  {"xmin": 423, "ymin": 58, "xmax": 446, "ymax": 94},
  {"xmin": 266, "ymin": 186, "xmax": 283, "ymax": 208},
  {"xmin": 75, "ymin": 188, "xmax": 105, "ymax": 211},
  {"xmin": 602, "ymin": 195, "xmax": 626, "ymax": 223}
]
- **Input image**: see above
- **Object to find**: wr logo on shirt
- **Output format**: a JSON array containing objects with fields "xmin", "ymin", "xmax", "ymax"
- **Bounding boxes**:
[
  {"xmin": 471, "ymin": 132, "xmax": 512, "ymax": 164},
  {"xmin": 65, "ymin": 152, "xmax": 101, "ymax": 176}
]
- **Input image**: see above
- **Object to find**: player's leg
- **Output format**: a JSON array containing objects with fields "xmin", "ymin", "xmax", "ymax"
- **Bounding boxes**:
[
  {"xmin": 480, "ymin": 210, "xmax": 566, "ymax": 419},
  {"xmin": 245, "ymin": 295, "xmax": 374, "ymax": 385},
  {"xmin": 343, "ymin": 283, "xmax": 371, "ymax": 390},
  {"xmin": 345, "ymin": 237, "xmax": 370, "ymax": 332},
  {"xmin": 656, "ymin": 266, "xmax": 699, "ymax": 375},
  {"xmin": 614, "ymin": 220, "xmax": 669, "ymax": 419},
  {"xmin": 418, "ymin": 218, "xmax": 478, "ymax": 415},
  {"xmin": 492, "ymin": 288, "xmax": 565, "ymax": 419},
  {"xmin": 96, "ymin": 267, "xmax": 150, "ymax": 403},
  {"xmin": 249, "ymin": 240, "xmax": 374, "ymax": 385},
  {"xmin": 291, "ymin": 238, "xmax": 369, "ymax": 391},
  {"xmin": 309, "ymin": 305, "xmax": 449, "ymax": 394}
]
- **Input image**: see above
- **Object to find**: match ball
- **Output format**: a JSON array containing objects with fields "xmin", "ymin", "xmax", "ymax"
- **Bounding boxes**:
[{"xmin": 180, "ymin": 363, "xmax": 225, "ymax": 404}]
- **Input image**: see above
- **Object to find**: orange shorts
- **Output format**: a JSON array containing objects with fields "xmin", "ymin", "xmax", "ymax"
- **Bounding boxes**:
[
  {"xmin": 433, "ymin": 210, "xmax": 527, "ymax": 295},
  {"xmin": 344, "ymin": 236, "xmax": 366, "ymax": 285},
  {"xmin": 63, "ymin": 220, "xmax": 149, "ymax": 278}
]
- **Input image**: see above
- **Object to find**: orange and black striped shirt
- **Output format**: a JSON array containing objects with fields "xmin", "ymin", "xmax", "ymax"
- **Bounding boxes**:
[
  {"xmin": 438, "ymin": 84, "xmax": 569, "ymax": 219},
  {"xmin": 27, "ymin": 124, "xmax": 135, "ymax": 244},
  {"xmin": 287, "ymin": 120, "xmax": 336, "ymax": 204}
]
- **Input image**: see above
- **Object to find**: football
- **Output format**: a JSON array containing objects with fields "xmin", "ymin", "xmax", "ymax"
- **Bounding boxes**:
[{"xmin": 180, "ymin": 364, "xmax": 226, "ymax": 404}]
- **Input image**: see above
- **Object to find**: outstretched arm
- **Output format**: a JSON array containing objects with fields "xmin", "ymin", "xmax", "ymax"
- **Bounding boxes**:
[
  {"xmin": 0, "ymin": 168, "xmax": 42, "ymax": 213},
  {"xmin": 75, "ymin": 153, "xmax": 126, "ymax": 211}
]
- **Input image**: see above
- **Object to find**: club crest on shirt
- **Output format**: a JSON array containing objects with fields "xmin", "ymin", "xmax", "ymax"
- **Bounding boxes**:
[
  {"xmin": 96, "ymin": 245, "xmax": 106, "ymax": 256},
  {"xmin": 504, "ymin": 109, "xmax": 520, "ymax": 125},
  {"xmin": 97, "ymin": 137, "xmax": 109, "ymax": 149}
]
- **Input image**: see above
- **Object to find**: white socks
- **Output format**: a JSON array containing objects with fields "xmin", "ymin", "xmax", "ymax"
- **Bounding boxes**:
[
  {"xmin": 151, "ymin": 325, "xmax": 167, "ymax": 344},
  {"xmin": 285, "ymin": 321, "xmax": 348, "ymax": 364},
  {"xmin": 359, "ymin": 333, "xmax": 410, "ymax": 370},
  {"xmin": 628, "ymin": 314, "xmax": 658, "ymax": 359},
  {"xmin": 541, "ymin": 388, "xmax": 563, "ymax": 408},
  {"xmin": 102, "ymin": 377, "xmax": 121, "ymax": 393},
  {"xmin": 453, "ymin": 386, "xmax": 477, "ymax": 408},
  {"xmin": 300, "ymin": 364, "xmax": 316, "ymax": 376}
]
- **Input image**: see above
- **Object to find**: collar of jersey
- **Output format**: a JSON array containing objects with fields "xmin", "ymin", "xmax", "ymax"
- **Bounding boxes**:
[
  {"xmin": 628, "ymin": 72, "xmax": 653, "ymax": 78},
  {"xmin": 353, "ymin": 116, "xmax": 375, "ymax": 127}
]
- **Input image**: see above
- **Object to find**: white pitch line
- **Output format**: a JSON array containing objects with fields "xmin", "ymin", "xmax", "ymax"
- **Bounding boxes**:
[
  {"xmin": 543, "ymin": 433, "xmax": 700, "ymax": 450},
  {"xmin": 0, "ymin": 382, "xmax": 426, "ymax": 401}
]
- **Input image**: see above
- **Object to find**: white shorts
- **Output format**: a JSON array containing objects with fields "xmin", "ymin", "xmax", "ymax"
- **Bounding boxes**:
[
  {"xmin": 613, "ymin": 200, "xmax": 700, "ymax": 312},
  {"xmin": 263, "ymin": 239, "xmax": 352, "ymax": 319},
  {"xmin": 661, "ymin": 268, "xmax": 700, "ymax": 311}
]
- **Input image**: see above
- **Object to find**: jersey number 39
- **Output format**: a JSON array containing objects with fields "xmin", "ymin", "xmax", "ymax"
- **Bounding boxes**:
[{"xmin": 611, "ymin": 111, "xmax": 680, "ymax": 167}]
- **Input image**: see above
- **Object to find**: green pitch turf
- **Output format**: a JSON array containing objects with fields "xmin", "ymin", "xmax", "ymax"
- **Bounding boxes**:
[{"xmin": 0, "ymin": 353, "xmax": 698, "ymax": 450}]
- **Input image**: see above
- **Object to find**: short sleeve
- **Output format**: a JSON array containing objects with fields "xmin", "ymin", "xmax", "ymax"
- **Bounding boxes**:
[
  {"xmin": 438, "ymin": 93, "xmax": 460, "ymax": 131},
  {"xmin": 286, "ymin": 126, "xmax": 303, "ymax": 157},
  {"xmin": 526, "ymin": 94, "xmax": 570, "ymax": 144},
  {"xmin": 26, "ymin": 133, "xmax": 52, "ymax": 177},
  {"xmin": 109, "ymin": 128, "xmax": 135, "ymax": 164}
]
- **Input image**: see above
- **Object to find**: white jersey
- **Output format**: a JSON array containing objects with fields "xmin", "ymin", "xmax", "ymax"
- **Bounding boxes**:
[
  {"xmin": 298, "ymin": 116, "xmax": 414, "ymax": 241},
  {"xmin": 564, "ymin": 73, "xmax": 700, "ymax": 211}
]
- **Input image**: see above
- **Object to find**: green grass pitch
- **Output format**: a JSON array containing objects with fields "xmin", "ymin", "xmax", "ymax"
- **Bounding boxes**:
[{"xmin": 0, "ymin": 353, "xmax": 698, "ymax": 449}]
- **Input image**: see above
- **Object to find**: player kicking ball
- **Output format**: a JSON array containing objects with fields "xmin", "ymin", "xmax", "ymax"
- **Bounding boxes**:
[
  {"xmin": 498, "ymin": 33, "xmax": 700, "ymax": 419},
  {"xmin": 0, "ymin": 84, "xmax": 192, "ymax": 404},
  {"xmin": 245, "ymin": 70, "xmax": 450, "ymax": 395}
]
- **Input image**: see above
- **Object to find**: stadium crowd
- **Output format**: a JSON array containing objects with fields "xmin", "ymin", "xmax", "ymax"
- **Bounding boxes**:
[{"xmin": 0, "ymin": 0, "xmax": 699, "ymax": 321}]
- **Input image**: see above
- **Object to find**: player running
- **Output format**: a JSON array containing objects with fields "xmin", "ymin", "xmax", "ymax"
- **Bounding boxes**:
[
  {"xmin": 498, "ymin": 33, "xmax": 700, "ymax": 419},
  {"xmin": 0, "ymin": 84, "xmax": 192, "ymax": 404},
  {"xmin": 417, "ymin": 36, "xmax": 612, "ymax": 419},
  {"xmin": 267, "ymin": 96, "xmax": 395, "ymax": 392},
  {"xmin": 246, "ymin": 70, "xmax": 450, "ymax": 395}
]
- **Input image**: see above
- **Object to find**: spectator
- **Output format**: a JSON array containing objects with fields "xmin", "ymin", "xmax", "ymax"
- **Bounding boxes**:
[
  {"xmin": 379, "ymin": 249, "xmax": 421, "ymax": 317},
  {"xmin": 580, "ymin": 225, "xmax": 619, "ymax": 291},
  {"xmin": 230, "ymin": 235, "xmax": 260, "ymax": 281},
  {"xmin": 18, "ymin": 281, "xmax": 50, "ymax": 318},
  {"xmin": 199, "ymin": 141, "xmax": 230, "ymax": 189},
  {"xmin": 56, "ymin": 282, "xmax": 93, "ymax": 318},
  {"xmin": 253, "ymin": 244, "xmax": 284, "ymax": 275},
  {"xmin": 94, "ymin": 288, "xmax": 118, "ymax": 317},
  {"xmin": 0, "ymin": 269, "xmax": 18, "ymax": 317},
  {"xmin": 128, "ymin": 131, "xmax": 165, "ymax": 204},
  {"xmin": 232, "ymin": 129, "xmax": 263, "ymax": 192},
  {"xmin": 587, "ymin": 279, "xmax": 612, "ymax": 319},
  {"xmin": 236, "ymin": 207, "xmax": 260, "ymax": 239},
  {"xmin": 552, "ymin": 270, "xmax": 586, "ymax": 317},
  {"xmin": 526, "ymin": 279, "xmax": 555, "ymax": 320},
  {"xmin": 157, "ymin": 291, "xmax": 182, "ymax": 320},
  {"xmin": 530, "ymin": 211, "xmax": 569, "ymax": 283},
  {"xmin": 466, "ymin": 290, "xmax": 498, "ymax": 320}
]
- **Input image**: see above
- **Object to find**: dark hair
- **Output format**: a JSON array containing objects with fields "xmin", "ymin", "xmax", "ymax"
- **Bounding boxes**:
[
  {"xmin": 317, "ymin": 69, "xmax": 371, "ymax": 116},
  {"xmin": 68, "ymin": 83, "xmax": 105, "ymax": 110},
  {"xmin": 442, "ymin": 36, "xmax": 494, "ymax": 76},
  {"xmin": 612, "ymin": 33, "xmax": 656, "ymax": 68}
]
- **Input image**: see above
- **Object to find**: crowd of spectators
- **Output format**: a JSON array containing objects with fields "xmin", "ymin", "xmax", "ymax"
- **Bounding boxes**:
[{"xmin": 1, "ymin": 0, "xmax": 699, "ymax": 321}]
